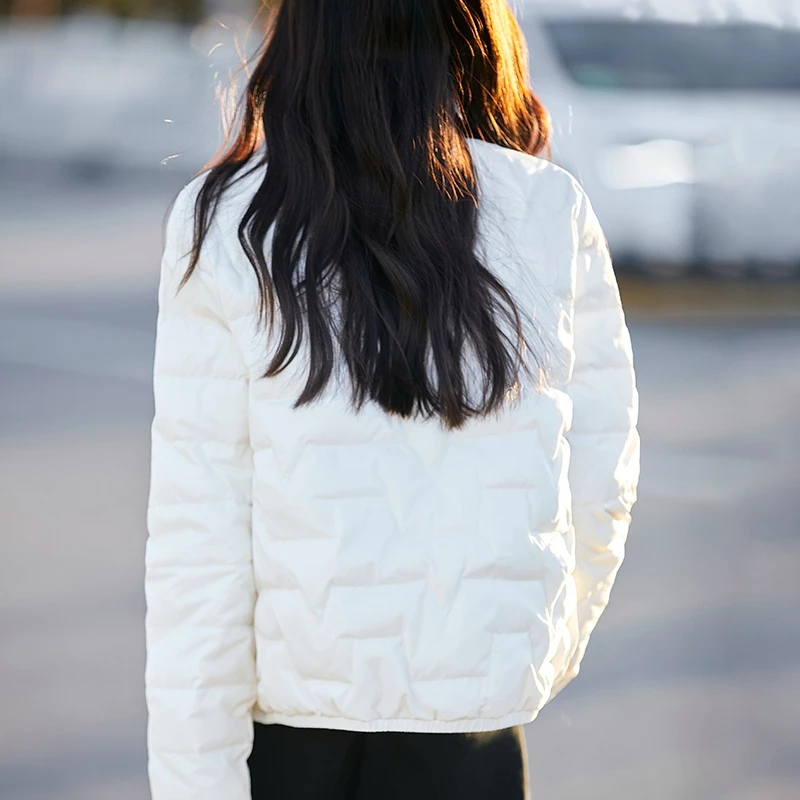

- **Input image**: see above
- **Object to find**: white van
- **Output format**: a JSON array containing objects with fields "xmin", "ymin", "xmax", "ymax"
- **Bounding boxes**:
[{"xmin": 518, "ymin": 0, "xmax": 800, "ymax": 278}]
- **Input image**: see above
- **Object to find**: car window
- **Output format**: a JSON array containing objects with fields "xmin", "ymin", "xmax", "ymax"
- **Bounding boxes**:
[{"xmin": 544, "ymin": 20, "xmax": 800, "ymax": 91}]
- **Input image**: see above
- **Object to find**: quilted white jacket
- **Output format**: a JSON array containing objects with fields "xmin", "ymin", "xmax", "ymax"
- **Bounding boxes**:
[{"xmin": 145, "ymin": 138, "xmax": 639, "ymax": 799}]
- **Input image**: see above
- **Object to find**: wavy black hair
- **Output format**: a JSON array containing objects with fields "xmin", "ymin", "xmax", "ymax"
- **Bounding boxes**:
[{"xmin": 185, "ymin": 0, "xmax": 551, "ymax": 429}]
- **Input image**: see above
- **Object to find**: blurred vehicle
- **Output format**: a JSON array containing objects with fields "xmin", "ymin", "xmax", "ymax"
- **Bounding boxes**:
[
  {"xmin": 518, "ymin": 0, "xmax": 800, "ymax": 279},
  {"xmin": 0, "ymin": 13, "xmax": 249, "ymax": 177}
]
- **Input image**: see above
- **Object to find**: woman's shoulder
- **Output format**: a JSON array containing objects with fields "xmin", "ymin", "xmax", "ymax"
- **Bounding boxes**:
[
  {"xmin": 164, "ymin": 164, "xmax": 268, "ymax": 305},
  {"xmin": 168, "ymin": 161, "xmax": 268, "ymax": 246},
  {"xmin": 467, "ymin": 138, "xmax": 585, "ymax": 218}
]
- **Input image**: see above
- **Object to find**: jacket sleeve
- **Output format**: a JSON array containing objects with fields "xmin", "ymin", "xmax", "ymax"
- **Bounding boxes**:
[
  {"xmin": 145, "ymin": 186, "xmax": 257, "ymax": 800},
  {"xmin": 550, "ymin": 188, "xmax": 640, "ymax": 698}
]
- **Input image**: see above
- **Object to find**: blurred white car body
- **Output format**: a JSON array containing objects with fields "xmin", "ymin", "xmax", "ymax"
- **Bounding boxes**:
[
  {"xmin": 0, "ymin": 15, "xmax": 245, "ymax": 176},
  {"xmin": 518, "ymin": 0, "xmax": 800, "ymax": 276}
]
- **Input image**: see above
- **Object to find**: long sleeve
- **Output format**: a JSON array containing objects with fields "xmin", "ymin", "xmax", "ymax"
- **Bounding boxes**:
[
  {"xmin": 551, "ymin": 189, "xmax": 640, "ymax": 698},
  {"xmin": 145, "ymin": 186, "xmax": 257, "ymax": 799}
]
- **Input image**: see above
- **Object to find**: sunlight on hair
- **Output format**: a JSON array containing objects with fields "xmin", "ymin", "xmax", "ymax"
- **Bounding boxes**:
[{"xmin": 160, "ymin": 153, "xmax": 183, "ymax": 166}]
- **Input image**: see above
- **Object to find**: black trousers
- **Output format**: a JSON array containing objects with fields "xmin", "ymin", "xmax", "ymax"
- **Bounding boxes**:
[{"xmin": 248, "ymin": 721, "xmax": 530, "ymax": 799}]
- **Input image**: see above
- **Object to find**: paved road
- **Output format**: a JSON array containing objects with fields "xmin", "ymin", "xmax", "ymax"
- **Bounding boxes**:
[{"xmin": 1, "ymin": 175, "xmax": 799, "ymax": 800}]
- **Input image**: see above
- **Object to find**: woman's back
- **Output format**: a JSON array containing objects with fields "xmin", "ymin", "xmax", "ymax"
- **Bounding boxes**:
[
  {"xmin": 144, "ymin": 2, "xmax": 639, "ymax": 797},
  {"xmin": 147, "ymin": 134, "xmax": 637, "ymax": 741}
]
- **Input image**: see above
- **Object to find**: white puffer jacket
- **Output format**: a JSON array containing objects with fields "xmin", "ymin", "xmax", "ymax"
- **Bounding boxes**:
[{"xmin": 145, "ymin": 138, "xmax": 639, "ymax": 799}]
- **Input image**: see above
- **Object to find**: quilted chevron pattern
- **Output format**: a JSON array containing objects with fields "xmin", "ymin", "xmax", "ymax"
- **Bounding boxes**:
[{"xmin": 145, "ymin": 138, "xmax": 639, "ymax": 799}]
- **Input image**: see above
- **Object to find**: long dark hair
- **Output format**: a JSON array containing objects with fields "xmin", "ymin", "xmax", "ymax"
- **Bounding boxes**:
[{"xmin": 185, "ymin": 0, "xmax": 551, "ymax": 429}]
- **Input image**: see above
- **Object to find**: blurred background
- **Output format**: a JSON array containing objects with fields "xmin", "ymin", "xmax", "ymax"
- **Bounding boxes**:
[{"xmin": 1, "ymin": 0, "xmax": 799, "ymax": 798}]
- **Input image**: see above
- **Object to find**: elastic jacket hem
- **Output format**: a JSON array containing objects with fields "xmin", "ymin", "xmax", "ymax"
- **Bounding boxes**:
[{"xmin": 252, "ymin": 708, "xmax": 538, "ymax": 734}]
